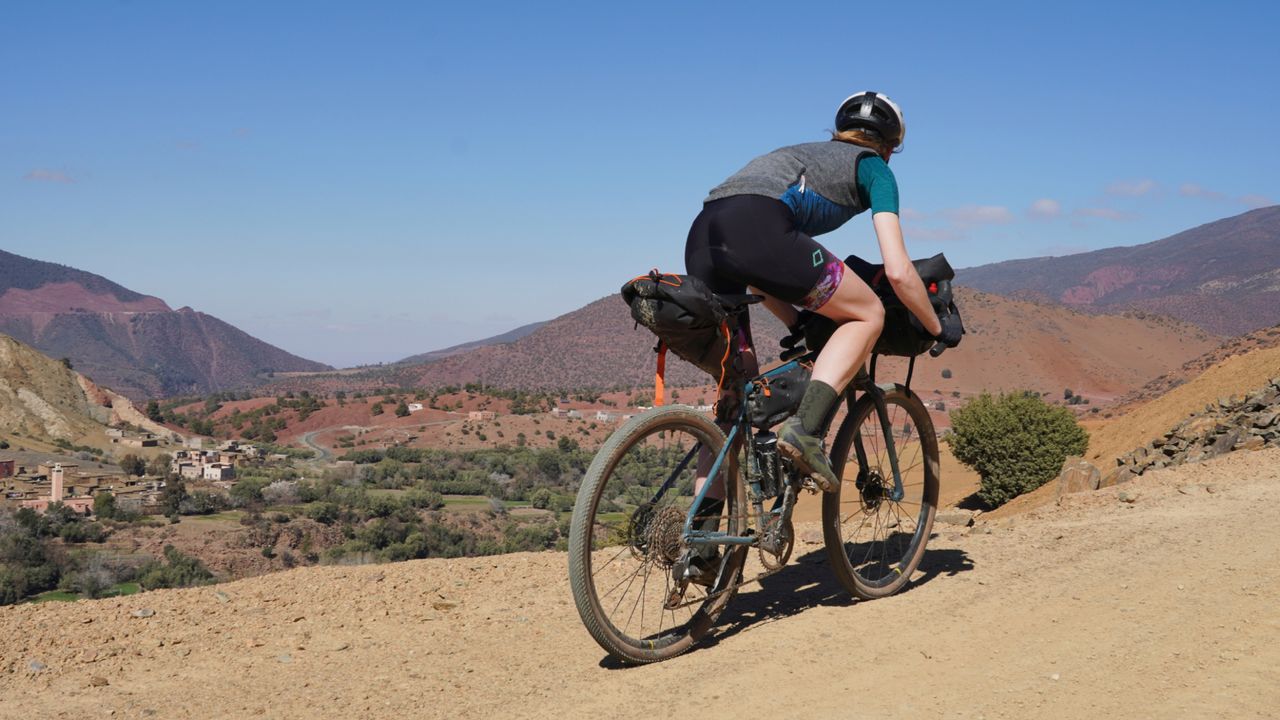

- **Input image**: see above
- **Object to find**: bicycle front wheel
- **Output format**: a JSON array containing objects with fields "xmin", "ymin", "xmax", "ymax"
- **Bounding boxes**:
[
  {"xmin": 822, "ymin": 385, "xmax": 939, "ymax": 599},
  {"xmin": 568, "ymin": 405, "xmax": 745, "ymax": 664}
]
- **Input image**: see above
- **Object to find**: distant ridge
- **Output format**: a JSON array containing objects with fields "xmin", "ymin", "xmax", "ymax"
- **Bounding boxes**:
[
  {"xmin": 956, "ymin": 206, "xmax": 1280, "ymax": 336},
  {"xmin": 397, "ymin": 321, "xmax": 547, "ymax": 365},
  {"xmin": 264, "ymin": 286, "xmax": 1218, "ymax": 402},
  {"xmin": 0, "ymin": 250, "xmax": 331, "ymax": 399}
]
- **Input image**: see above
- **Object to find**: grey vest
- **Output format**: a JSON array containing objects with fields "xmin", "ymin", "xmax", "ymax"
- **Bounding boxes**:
[{"xmin": 704, "ymin": 141, "xmax": 875, "ymax": 236}]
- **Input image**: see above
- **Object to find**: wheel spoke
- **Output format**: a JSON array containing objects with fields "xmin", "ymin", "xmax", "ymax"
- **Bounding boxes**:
[
  {"xmin": 823, "ymin": 390, "xmax": 938, "ymax": 599},
  {"xmin": 568, "ymin": 406, "xmax": 743, "ymax": 662}
]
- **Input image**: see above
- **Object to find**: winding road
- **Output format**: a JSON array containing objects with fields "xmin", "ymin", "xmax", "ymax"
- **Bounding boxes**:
[{"xmin": 299, "ymin": 430, "xmax": 334, "ymax": 462}]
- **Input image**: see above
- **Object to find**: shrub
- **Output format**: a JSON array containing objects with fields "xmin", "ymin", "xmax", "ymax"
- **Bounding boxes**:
[
  {"xmin": 137, "ymin": 545, "xmax": 214, "ymax": 590},
  {"xmin": 306, "ymin": 502, "xmax": 341, "ymax": 525},
  {"xmin": 945, "ymin": 391, "xmax": 1089, "ymax": 508},
  {"xmin": 940, "ymin": 368, "xmax": 952, "ymax": 379}
]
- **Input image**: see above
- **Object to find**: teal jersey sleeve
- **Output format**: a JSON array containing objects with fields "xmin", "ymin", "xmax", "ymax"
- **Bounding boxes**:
[{"xmin": 856, "ymin": 155, "xmax": 899, "ymax": 215}]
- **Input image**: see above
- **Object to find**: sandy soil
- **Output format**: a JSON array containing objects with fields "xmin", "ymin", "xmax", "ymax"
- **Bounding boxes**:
[{"xmin": 3, "ymin": 447, "xmax": 1278, "ymax": 719}]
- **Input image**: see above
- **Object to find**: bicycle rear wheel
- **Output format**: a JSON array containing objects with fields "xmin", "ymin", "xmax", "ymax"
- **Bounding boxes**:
[
  {"xmin": 568, "ymin": 406, "xmax": 746, "ymax": 664},
  {"xmin": 822, "ymin": 385, "xmax": 938, "ymax": 599}
]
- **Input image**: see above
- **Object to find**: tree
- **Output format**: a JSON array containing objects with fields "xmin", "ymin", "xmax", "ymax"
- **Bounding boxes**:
[
  {"xmin": 529, "ymin": 488, "xmax": 553, "ymax": 510},
  {"xmin": 371, "ymin": 403, "xmax": 384, "ymax": 416},
  {"xmin": 941, "ymin": 368, "xmax": 953, "ymax": 379},
  {"xmin": 159, "ymin": 478, "xmax": 188, "ymax": 517},
  {"xmin": 146, "ymin": 400, "xmax": 163, "ymax": 423},
  {"xmin": 146, "ymin": 453, "xmax": 172, "ymax": 479},
  {"xmin": 118, "ymin": 454, "xmax": 146, "ymax": 477},
  {"xmin": 60, "ymin": 357, "xmax": 73, "ymax": 370},
  {"xmin": 93, "ymin": 492, "xmax": 117, "ymax": 520},
  {"xmin": 945, "ymin": 391, "xmax": 1089, "ymax": 508},
  {"xmin": 395, "ymin": 401, "xmax": 410, "ymax": 418},
  {"xmin": 1063, "ymin": 388, "xmax": 1075, "ymax": 400}
]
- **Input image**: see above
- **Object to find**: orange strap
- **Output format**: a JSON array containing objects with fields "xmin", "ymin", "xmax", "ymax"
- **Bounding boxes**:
[
  {"xmin": 715, "ymin": 320, "xmax": 732, "ymax": 395},
  {"xmin": 654, "ymin": 342, "xmax": 667, "ymax": 406}
]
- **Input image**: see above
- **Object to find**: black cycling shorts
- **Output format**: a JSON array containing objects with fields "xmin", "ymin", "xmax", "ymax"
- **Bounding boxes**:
[{"xmin": 684, "ymin": 195, "xmax": 845, "ymax": 312}]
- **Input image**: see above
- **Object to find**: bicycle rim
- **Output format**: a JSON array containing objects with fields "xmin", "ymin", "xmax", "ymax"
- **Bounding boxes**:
[
  {"xmin": 568, "ymin": 406, "xmax": 743, "ymax": 664},
  {"xmin": 823, "ymin": 386, "xmax": 938, "ymax": 599}
]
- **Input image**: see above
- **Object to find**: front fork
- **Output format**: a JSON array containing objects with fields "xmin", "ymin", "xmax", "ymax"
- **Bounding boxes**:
[{"xmin": 851, "ymin": 382, "xmax": 906, "ymax": 502}]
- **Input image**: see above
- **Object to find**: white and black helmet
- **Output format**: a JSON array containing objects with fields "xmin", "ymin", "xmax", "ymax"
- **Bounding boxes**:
[{"xmin": 835, "ymin": 91, "xmax": 905, "ymax": 149}]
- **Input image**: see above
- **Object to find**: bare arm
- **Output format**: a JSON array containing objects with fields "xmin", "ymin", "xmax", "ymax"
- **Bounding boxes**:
[{"xmin": 873, "ymin": 212, "xmax": 943, "ymax": 337}]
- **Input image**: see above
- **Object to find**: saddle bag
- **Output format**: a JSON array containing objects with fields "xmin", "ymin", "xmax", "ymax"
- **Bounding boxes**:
[{"xmin": 620, "ymin": 271, "xmax": 738, "ymax": 384}]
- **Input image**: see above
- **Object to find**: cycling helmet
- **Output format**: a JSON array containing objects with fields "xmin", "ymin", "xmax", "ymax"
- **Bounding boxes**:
[{"xmin": 835, "ymin": 91, "xmax": 905, "ymax": 150}]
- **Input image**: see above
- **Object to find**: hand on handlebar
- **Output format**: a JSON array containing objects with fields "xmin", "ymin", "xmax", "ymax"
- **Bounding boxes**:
[{"xmin": 933, "ymin": 311, "xmax": 964, "ymax": 348}]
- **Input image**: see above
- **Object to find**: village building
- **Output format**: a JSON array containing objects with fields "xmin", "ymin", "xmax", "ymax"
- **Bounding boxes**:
[
  {"xmin": 38, "ymin": 462, "xmax": 78, "ymax": 477},
  {"xmin": 19, "ymin": 465, "xmax": 95, "ymax": 516},
  {"xmin": 0, "ymin": 459, "xmax": 14, "ymax": 479},
  {"xmin": 468, "ymin": 410, "xmax": 496, "ymax": 421},
  {"xmin": 202, "ymin": 463, "xmax": 235, "ymax": 481},
  {"xmin": 407, "ymin": 402, "xmax": 424, "ymax": 412}
]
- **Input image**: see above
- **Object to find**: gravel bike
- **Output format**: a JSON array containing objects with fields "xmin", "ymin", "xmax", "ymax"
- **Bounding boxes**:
[{"xmin": 568, "ymin": 304, "xmax": 949, "ymax": 664}]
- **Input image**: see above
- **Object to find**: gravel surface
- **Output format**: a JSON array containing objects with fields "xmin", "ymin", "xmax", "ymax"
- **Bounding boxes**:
[{"xmin": 3, "ymin": 448, "xmax": 1279, "ymax": 719}]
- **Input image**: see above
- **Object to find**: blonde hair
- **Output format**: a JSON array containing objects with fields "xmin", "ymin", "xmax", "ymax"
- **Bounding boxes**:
[{"xmin": 830, "ymin": 128, "xmax": 893, "ymax": 159}]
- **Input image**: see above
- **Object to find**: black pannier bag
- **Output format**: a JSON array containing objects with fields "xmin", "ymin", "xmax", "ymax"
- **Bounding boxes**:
[
  {"xmin": 620, "ymin": 272, "xmax": 737, "ymax": 382},
  {"xmin": 748, "ymin": 360, "xmax": 811, "ymax": 429},
  {"xmin": 805, "ymin": 253, "xmax": 961, "ymax": 357}
]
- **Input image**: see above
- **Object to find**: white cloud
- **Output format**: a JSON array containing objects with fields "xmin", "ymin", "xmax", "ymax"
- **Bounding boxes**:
[
  {"xmin": 940, "ymin": 205, "xmax": 1014, "ymax": 225},
  {"xmin": 1180, "ymin": 184, "xmax": 1273, "ymax": 209},
  {"xmin": 22, "ymin": 168, "xmax": 75, "ymax": 184},
  {"xmin": 1106, "ymin": 179, "xmax": 1157, "ymax": 197},
  {"xmin": 899, "ymin": 207, "xmax": 926, "ymax": 222},
  {"xmin": 1073, "ymin": 207, "xmax": 1135, "ymax": 221},
  {"xmin": 1179, "ymin": 183, "xmax": 1225, "ymax": 200},
  {"xmin": 1028, "ymin": 198, "xmax": 1062, "ymax": 219}
]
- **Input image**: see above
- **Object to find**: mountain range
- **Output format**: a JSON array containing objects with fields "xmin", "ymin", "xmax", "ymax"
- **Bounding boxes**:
[
  {"xmin": 396, "ymin": 321, "xmax": 546, "ymax": 365},
  {"xmin": 957, "ymin": 205, "xmax": 1280, "ymax": 335},
  {"xmin": 0, "ymin": 250, "xmax": 330, "ymax": 400},
  {"xmin": 264, "ymin": 285, "xmax": 1219, "ymax": 402}
]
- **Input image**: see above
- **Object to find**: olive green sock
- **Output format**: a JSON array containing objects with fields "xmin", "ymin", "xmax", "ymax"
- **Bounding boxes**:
[{"xmin": 796, "ymin": 380, "xmax": 839, "ymax": 435}]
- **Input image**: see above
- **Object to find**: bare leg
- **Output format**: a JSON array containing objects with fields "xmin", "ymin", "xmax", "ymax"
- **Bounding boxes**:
[
  {"xmin": 809, "ymin": 266, "xmax": 884, "ymax": 393},
  {"xmin": 747, "ymin": 285, "xmax": 800, "ymax": 329},
  {"xmin": 694, "ymin": 342, "xmax": 759, "ymax": 500}
]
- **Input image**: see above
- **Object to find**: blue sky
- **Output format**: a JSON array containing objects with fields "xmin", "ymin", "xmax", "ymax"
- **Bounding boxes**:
[{"xmin": 2, "ymin": 1, "xmax": 1278, "ymax": 367}]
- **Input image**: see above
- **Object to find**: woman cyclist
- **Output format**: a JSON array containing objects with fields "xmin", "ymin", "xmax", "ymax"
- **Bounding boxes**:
[{"xmin": 685, "ymin": 91, "xmax": 962, "ymax": 504}]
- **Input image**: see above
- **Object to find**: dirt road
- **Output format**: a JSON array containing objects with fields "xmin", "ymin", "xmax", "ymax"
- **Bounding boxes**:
[{"xmin": 3, "ymin": 449, "xmax": 1279, "ymax": 719}]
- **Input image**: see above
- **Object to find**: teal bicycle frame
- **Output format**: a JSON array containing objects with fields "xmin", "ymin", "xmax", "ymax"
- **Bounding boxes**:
[{"xmin": 669, "ymin": 355, "xmax": 909, "ymax": 550}]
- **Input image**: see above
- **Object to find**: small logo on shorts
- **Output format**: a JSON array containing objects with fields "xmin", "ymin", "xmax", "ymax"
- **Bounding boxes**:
[{"xmin": 812, "ymin": 250, "xmax": 824, "ymax": 267}]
